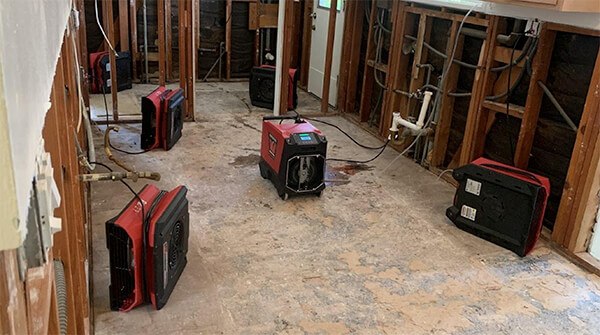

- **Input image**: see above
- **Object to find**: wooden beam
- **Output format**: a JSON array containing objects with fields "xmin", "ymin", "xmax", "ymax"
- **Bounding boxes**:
[
  {"xmin": 103, "ymin": 0, "xmax": 119, "ymax": 120},
  {"xmin": 405, "ymin": 6, "xmax": 489, "ymax": 27},
  {"xmin": 514, "ymin": 27, "xmax": 556, "ymax": 168},
  {"xmin": 459, "ymin": 16, "xmax": 500, "ymax": 165},
  {"xmin": 179, "ymin": 0, "xmax": 196, "ymax": 121},
  {"xmin": 320, "ymin": 0, "xmax": 338, "ymax": 114},
  {"xmin": 60, "ymin": 35, "xmax": 90, "ymax": 334},
  {"xmin": 358, "ymin": 0, "xmax": 378, "ymax": 122},
  {"xmin": 158, "ymin": 0, "xmax": 166, "ymax": 86},
  {"xmin": 405, "ymin": 13, "xmax": 433, "ymax": 130},
  {"xmin": 129, "ymin": 0, "xmax": 139, "ymax": 80},
  {"xmin": 553, "ymin": 51, "xmax": 600, "ymax": 249},
  {"xmin": 343, "ymin": 0, "xmax": 365, "ymax": 115},
  {"xmin": 194, "ymin": 0, "xmax": 200, "ymax": 53},
  {"xmin": 431, "ymin": 20, "xmax": 463, "ymax": 167},
  {"xmin": 379, "ymin": 1, "xmax": 408, "ymax": 135},
  {"xmin": 166, "ymin": 0, "xmax": 173, "ymax": 81},
  {"xmin": 226, "ymin": 0, "xmax": 232, "ymax": 80},
  {"xmin": 118, "ymin": 0, "xmax": 130, "ymax": 51},
  {"xmin": 278, "ymin": 0, "xmax": 295, "ymax": 113},
  {"xmin": 75, "ymin": 0, "xmax": 90, "ymax": 107},
  {"xmin": 299, "ymin": 0, "xmax": 314, "ymax": 88},
  {"xmin": 336, "ymin": 0, "xmax": 357, "ymax": 113}
]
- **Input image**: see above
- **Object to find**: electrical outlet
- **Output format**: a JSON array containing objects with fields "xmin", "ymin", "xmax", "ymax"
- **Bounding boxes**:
[{"xmin": 525, "ymin": 19, "xmax": 541, "ymax": 37}]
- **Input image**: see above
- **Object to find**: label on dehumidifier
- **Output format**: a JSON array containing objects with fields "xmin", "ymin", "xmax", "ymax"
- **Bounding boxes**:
[
  {"xmin": 465, "ymin": 178, "xmax": 482, "ymax": 196},
  {"xmin": 163, "ymin": 241, "xmax": 169, "ymax": 289},
  {"xmin": 461, "ymin": 205, "xmax": 477, "ymax": 221}
]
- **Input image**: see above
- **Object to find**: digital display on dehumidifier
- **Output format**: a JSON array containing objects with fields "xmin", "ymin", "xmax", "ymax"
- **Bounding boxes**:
[{"xmin": 299, "ymin": 133, "xmax": 312, "ymax": 141}]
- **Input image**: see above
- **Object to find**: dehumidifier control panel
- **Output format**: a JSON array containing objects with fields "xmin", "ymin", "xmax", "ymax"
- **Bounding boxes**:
[{"xmin": 291, "ymin": 133, "xmax": 319, "ymax": 145}]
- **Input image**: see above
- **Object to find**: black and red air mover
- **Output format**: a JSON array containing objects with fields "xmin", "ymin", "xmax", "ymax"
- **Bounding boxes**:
[
  {"xmin": 259, "ymin": 115, "xmax": 327, "ymax": 200},
  {"xmin": 89, "ymin": 51, "xmax": 132, "ymax": 94},
  {"xmin": 141, "ymin": 86, "xmax": 185, "ymax": 151},
  {"xmin": 106, "ymin": 184, "xmax": 189, "ymax": 311},
  {"xmin": 249, "ymin": 65, "xmax": 298, "ymax": 110},
  {"xmin": 446, "ymin": 158, "xmax": 550, "ymax": 256}
]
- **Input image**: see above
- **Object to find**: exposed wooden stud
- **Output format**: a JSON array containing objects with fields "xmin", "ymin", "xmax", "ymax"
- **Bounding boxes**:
[
  {"xmin": 405, "ymin": 13, "xmax": 433, "ymax": 127},
  {"xmin": 129, "ymin": 0, "xmax": 139, "ymax": 80},
  {"xmin": 278, "ymin": 0, "xmax": 295, "ymax": 113},
  {"xmin": 553, "ymin": 51, "xmax": 600, "ymax": 249},
  {"xmin": 179, "ymin": 0, "xmax": 196, "ymax": 121},
  {"xmin": 158, "ymin": 0, "xmax": 166, "ymax": 86},
  {"xmin": 459, "ymin": 16, "xmax": 500, "ymax": 165},
  {"xmin": 75, "ymin": 0, "xmax": 90, "ymax": 107},
  {"xmin": 343, "ymin": 0, "xmax": 365, "ymax": 115},
  {"xmin": 430, "ymin": 21, "xmax": 463, "ymax": 167},
  {"xmin": 103, "ymin": 0, "xmax": 119, "ymax": 120},
  {"xmin": 385, "ymin": 9, "xmax": 418, "ymax": 133},
  {"xmin": 226, "ymin": 0, "xmax": 232, "ymax": 80},
  {"xmin": 299, "ymin": 0, "xmax": 314, "ymax": 88},
  {"xmin": 514, "ymin": 27, "xmax": 556, "ymax": 168},
  {"xmin": 166, "ymin": 0, "xmax": 173, "ymax": 81},
  {"xmin": 337, "ymin": 0, "xmax": 357, "ymax": 113},
  {"xmin": 194, "ymin": 0, "xmax": 200, "ymax": 54},
  {"xmin": 320, "ymin": 0, "xmax": 338, "ymax": 114},
  {"xmin": 60, "ymin": 36, "xmax": 90, "ymax": 335},
  {"xmin": 358, "ymin": 0, "xmax": 378, "ymax": 122},
  {"xmin": 379, "ymin": 1, "xmax": 408, "ymax": 135},
  {"xmin": 118, "ymin": 0, "xmax": 130, "ymax": 51},
  {"xmin": 405, "ymin": 6, "xmax": 489, "ymax": 26}
]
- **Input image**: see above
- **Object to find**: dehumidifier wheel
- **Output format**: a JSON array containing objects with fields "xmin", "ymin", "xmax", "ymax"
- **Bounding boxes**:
[{"xmin": 259, "ymin": 162, "xmax": 269, "ymax": 179}]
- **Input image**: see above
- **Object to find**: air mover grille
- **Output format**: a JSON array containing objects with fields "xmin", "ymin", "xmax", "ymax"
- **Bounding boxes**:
[
  {"xmin": 106, "ymin": 224, "xmax": 135, "ymax": 311},
  {"xmin": 169, "ymin": 221, "xmax": 184, "ymax": 269}
]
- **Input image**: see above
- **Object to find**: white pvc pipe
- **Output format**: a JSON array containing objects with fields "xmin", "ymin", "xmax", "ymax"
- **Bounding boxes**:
[
  {"xmin": 273, "ymin": 0, "xmax": 286, "ymax": 116},
  {"xmin": 416, "ymin": 91, "xmax": 433, "ymax": 129}
]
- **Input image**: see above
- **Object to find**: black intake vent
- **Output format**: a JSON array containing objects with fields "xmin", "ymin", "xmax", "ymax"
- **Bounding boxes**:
[{"xmin": 106, "ymin": 223, "xmax": 135, "ymax": 311}]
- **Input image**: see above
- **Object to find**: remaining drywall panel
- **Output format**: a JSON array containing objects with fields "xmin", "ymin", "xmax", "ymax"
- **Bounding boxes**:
[
  {"xmin": 406, "ymin": 0, "xmax": 600, "ymax": 30},
  {"xmin": 0, "ymin": 65, "xmax": 20, "ymax": 250},
  {"xmin": 0, "ymin": 0, "xmax": 71, "ymax": 246}
]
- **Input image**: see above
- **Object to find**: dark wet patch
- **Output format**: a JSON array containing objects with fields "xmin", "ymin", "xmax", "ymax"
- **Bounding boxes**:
[
  {"xmin": 230, "ymin": 154, "xmax": 260, "ymax": 167},
  {"xmin": 242, "ymin": 147, "xmax": 260, "ymax": 153},
  {"xmin": 234, "ymin": 115, "xmax": 261, "ymax": 133},
  {"xmin": 325, "ymin": 167, "xmax": 351, "ymax": 186},
  {"xmin": 330, "ymin": 163, "xmax": 374, "ymax": 176}
]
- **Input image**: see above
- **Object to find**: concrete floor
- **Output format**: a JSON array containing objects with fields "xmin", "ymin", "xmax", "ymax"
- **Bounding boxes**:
[{"xmin": 91, "ymin": 82, "xmax": 600, "ymax": 335}]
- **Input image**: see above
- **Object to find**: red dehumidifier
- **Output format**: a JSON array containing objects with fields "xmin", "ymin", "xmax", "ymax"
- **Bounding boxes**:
[
  {"xmin": 259, "ymin": 115, "xmax": 327, "ymax": 200},
  {"xmin": 446, "ymin": 158, "xmax": 550, "ymax": 256},
  {"xmin": 106, "ymin": 184, "xmax": 189, "ymax": 311}
]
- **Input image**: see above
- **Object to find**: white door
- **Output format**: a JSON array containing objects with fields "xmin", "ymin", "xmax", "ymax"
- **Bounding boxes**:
[{"xmin": 307, "ymin": 0, "xmax": 345, "ymax": 107}]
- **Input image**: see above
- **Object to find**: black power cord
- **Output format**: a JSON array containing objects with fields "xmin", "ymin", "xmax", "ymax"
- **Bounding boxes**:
[
  {"xmin": 302, "ymin": 116, "xmax": 388, "ymax": 150},
  {"xmin": 326, "ymin": 140, "xmax": 391, "ymax": 164},
  {"xmin": 101, "ymin": 86, "xmax": 151, "ymax": 155},
  {"xmin": 285, "ymin": 111, "xmax": 391, "ymax": 164}
]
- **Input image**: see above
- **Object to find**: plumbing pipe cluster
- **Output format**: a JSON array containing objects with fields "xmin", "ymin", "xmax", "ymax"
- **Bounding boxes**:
[{"xmin": 389, "ymin": 91, "xmax": 433, "ymax": 141}]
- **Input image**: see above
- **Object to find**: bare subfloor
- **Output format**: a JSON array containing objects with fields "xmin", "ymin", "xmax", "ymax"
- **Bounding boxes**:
[{"xmin": 91, "ymin": 82, "xmax": 600, "ymax": 335}]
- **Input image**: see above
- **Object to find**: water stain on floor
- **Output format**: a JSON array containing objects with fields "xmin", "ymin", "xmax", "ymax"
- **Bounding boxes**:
[
  {"xmin": 230, "ymin": 154, "xmax": 261, "ymax": 167},
  {"xmin": 330, "ymin": 163, "xmax": 374, "ymax": 176}
]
